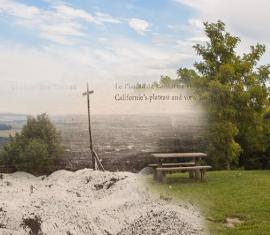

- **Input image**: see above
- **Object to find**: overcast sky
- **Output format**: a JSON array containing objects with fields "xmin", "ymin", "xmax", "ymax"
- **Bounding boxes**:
[{"xmin": 0, "ymin": 0, "xmax": 269, "ymax": 115}]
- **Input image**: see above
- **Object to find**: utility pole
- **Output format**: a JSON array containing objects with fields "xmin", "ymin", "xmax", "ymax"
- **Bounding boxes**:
[{"xmin": 83, "ymin": 83, "xmax": 104, "ymax": 171}]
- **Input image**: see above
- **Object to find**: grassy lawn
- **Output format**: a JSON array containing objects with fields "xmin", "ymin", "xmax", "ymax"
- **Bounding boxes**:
[{"xmin": 145, "ymin": 170, "xmax": 270, "ymax": 235}]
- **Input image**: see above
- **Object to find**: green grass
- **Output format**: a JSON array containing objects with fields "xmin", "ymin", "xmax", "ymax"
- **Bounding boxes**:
[{"xmin": 145, "ymin": 170, "xmax": 270, "ymax": 235}]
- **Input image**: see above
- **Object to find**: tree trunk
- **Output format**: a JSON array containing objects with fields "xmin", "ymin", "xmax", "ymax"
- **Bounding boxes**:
[{"xmin": 225, "ymin": 160, "xmax": 231, "ymax": 170}]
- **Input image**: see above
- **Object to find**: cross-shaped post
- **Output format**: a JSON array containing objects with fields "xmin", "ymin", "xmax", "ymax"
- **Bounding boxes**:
[
  {"xmin": 83, "ymin": 83, "xmax": 96, "ymax": 170},
  {"xmin": 82, "ymin": 83, "xmax": 105, "ymax": 171}
]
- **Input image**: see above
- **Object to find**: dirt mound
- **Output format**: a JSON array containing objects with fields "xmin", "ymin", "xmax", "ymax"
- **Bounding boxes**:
[{"xmin": 0, "ymin": 169, "xmax": 204, "ymax": 235}]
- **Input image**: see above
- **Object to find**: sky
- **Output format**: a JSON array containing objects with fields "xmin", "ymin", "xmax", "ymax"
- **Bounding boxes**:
[{"xmin": 0, "ymin": 0, "xmax": 270, "ymax": 115}]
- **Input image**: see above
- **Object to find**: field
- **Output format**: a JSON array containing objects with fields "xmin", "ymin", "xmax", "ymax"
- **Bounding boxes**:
[
  {"xmin": 0, "ymin": 113, "xmax": 207, "ymax": 171},
  {"xmin": 56, "ymin": 113, "xmax": 206, "ymax": 155},
  {"xmin": 0, "ymin": 113, "xmax": 206, "ymax": 161},
  {"xmin": 146, "ymin": 170, "xmax": 270, "ymax": 235}
]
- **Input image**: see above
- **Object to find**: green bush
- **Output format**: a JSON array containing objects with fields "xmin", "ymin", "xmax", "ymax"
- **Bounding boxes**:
[{"xmin": 0, "ymin": 113, "xmax": 62, "ymax": 174}]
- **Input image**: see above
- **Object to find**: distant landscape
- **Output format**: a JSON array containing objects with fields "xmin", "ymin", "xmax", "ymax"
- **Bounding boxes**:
[{"xmin": 0, "ymin": 112, "xmax": 206, "ymax": 161}]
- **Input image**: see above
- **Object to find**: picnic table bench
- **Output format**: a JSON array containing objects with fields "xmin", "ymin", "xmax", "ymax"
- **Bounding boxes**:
[{"xmin": 150, "ymin": 152, "xmax": 211, "ymax": 183}]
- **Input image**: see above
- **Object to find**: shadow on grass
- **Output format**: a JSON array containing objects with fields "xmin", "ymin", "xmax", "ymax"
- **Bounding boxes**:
[{"xmin": 165, "ymin": 173, "xmax": 207, "ymax": 185}]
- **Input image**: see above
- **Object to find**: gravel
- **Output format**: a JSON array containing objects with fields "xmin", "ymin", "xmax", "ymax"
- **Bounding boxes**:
[{"xmin": 0, "ymin": 169, "xmax": 205, "ymax": 235}]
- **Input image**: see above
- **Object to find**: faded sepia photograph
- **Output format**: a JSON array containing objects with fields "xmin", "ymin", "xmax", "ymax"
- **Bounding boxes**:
[{"xmin": 0, "ymin": 1, "xmax": 270, "ymax": 235}]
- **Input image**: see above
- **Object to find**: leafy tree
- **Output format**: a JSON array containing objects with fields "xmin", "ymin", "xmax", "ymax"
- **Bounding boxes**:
[
  {"xmin": 0, "ymin": 113, "xmax": 62, "ymax": 174},
  {"xmin": 177, "ymin": 21, "xmax": 270, "ymax": 169}
]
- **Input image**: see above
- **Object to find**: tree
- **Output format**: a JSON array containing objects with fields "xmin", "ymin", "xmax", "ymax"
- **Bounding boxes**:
[
  {"xmin": 0, "ymin": 113, "xmax": 62, "ymax": 174},
  {"xmin": 177, "ymin": 21, "xmax": 270, "ymax": 169}
]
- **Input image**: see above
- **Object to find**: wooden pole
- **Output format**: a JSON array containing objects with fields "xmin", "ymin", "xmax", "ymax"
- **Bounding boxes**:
[
  {"xmin": 86, "ymin": 83, "xmax": 95, "ymax": 170},
  {"xmin": 83, "ymin": 83, "xmax": 104, "ymax": 171}
]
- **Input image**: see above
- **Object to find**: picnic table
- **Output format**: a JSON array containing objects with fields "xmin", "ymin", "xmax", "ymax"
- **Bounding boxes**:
[{"xmin": 150, "ymin": 152, "xmax": 211, "ymax": 183}]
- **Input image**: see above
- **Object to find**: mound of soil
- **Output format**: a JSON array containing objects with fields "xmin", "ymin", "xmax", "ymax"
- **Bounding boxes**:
[{"xmin": 0, "ymin": 169, "xmax": 204, "ymax": 235}]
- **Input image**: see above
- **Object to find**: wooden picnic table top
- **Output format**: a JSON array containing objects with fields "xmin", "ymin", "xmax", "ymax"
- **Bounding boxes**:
[{"xmin": 152, "ymin": 152, "xmax": 207, "ymax": 159}]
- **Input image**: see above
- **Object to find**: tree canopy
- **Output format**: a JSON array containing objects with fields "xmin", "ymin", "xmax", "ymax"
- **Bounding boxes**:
[
  {"xmin": 170, "ymin": 21, "xmax": 270, "ymax": 169},
  {"xmin": 0, "ymin": 113, "xmax": 62, "ymax": 174}
]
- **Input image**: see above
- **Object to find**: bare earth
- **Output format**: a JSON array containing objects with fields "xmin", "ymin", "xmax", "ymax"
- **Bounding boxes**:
[{"xmin": 0, "ymin": 169, "xmax": 205, "ymax": 235}]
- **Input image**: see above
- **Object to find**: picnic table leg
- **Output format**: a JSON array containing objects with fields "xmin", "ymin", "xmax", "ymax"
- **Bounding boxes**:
[
  {"xmin": 153, "ymin": 169, "xmax": 157, "ymax": 180},
  {"xmin": 194, "ymin": 157, "xmax": 198, "ymax": 165},
  {"xmin": 195, "ymin": 169, "xmax": 200, "ymax": 180},
  {"xmin": 155, "ymin": 158, "xmax": 163, "ymax": 182},
  {"xmin": 193, "ymin": 157, "xmax": 198, "ymax": 180},
  {"xmin": 189, "ymin": 170, "xmax": 194, "ymax": 179},
  {"xmin": 161, "ymin": 172, "xmax": 167, "ymax": 183},
  {"xmin": 201, "ymin": 169, "xmax": 206, "ymax": 182},
  {"xmin": 156, "ymin": 171, "xmax": 166, "ymax": 183},
  {"xmin": 156, "ymin": 171, "xmax": 162, "ymax": 182},
  {"xmin": 195, "ymin": 157, "xmax": 203, "ymax": 181}
]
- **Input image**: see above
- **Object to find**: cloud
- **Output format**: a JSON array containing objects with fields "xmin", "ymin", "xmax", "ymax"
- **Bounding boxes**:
[
  {"xmin": 168, "ymin": 18, "xmax": 202, "ymax": 37},
  {"xmin": 174, "ymin": 0, "xmax": 270, "ymax": 42},
  {"xmin": 0, "ymin": 37, "xmax": 194, "ymax": 114},
  {"xmin": 188, "ymin": 18, "xmax": 203, "ymax": 30},
  {"xmin": 95, "ymin": 12, "xmax": 121, "ymax": 24},
  {"xmin": 0, "ymin": 0, "xmax": 40, "ymax": 19},
  {"xmin": 41, "ymin": 22, "xmax": 85, "ymax": 36},
  {"xmin": 0, "ymin": 1, "xmax": 153, "ymax": 46},
  {"xmin": 52, "ymin": 5, "xmax": 98, "ymax": 24},
  {"xmin": 173, "ymin": 0, "xmax": 270, "ymax": 64},
  {"xmin": 174, "ymin": 0, "xmax": 214, "ymax": 11},
  {"xmin": 128, "ymin": 18, "xmax": 150, "ymax": 35},
  {"xmin": 39, "ymin": 33, "xmax": 75, "ymax": 46},
  {"xmin": 189, "ymin": 36, "xmax": 208, "ymax": 42},
  {"xmin": 38, "ymin": 22, "xmax": 85, "ymax": 45},
  {"xmin": 0, "ymin": 1, "xmax": 121, "ymax": 45}
]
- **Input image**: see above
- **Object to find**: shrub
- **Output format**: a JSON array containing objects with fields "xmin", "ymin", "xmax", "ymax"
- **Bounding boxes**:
[{"xmin": 0, "ymin": 113, "xmax": 62, "ymax": 174}]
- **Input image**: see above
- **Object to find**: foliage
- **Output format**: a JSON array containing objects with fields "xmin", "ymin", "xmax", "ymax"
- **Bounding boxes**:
[
  {"xmin": 0, "ymin": 113, "xmax": 62, "ymax": 174},
  {"xmin": 161, "ymin": 21, "xmax": 270, "ymax": 169},
  {"xmin": 147, "ymin": 171, "xmax": 270, "ymax": 235}
]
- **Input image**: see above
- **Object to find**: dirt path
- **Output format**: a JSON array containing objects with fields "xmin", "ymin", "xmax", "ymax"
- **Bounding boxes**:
[{"xmin": 0, "ymin": 169, "xmax": 205, "ymax": 235}]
